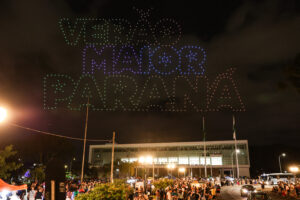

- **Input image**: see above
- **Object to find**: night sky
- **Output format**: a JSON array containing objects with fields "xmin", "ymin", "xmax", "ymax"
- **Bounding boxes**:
[{"xmin": 0, "ymin": 0, "xmax": 299, "ymax": 175}]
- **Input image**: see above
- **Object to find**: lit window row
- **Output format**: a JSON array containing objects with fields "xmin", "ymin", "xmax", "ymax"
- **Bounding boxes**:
[{"xmin": 120, "ymin": 156, "xmax": 222, "ymax": 165}]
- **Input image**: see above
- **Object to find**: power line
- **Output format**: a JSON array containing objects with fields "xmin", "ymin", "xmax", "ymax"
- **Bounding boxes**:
[{"xmin": 9, "ymin": 123, "xmax": 111, "ymax": 142}]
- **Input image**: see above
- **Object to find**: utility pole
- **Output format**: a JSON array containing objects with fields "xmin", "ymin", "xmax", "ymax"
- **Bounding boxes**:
[
  {"xmin": 80, "ymin": 98, "xmax": 89, "ymax": 183},
  {"xmin": 210, "ymin": 158, "xmax": 213, "ymax": 177},
  {"xmin": 231, "ymin": 152, "xmax": 235, "ymax": 178},
  {"xmin": 152, "ymin": 162, "xmax": 155, "ymax": 181},
  {"xmin": 203, "ymin": 116, "xmax": 207, "ymax": 177},
  {"xmin": 233, "ymin": 115, "xmax": 240, "ymax": 178},
  {"xmin": 110, "ymin": 131, "xmax": 115, "ymax": 183}
]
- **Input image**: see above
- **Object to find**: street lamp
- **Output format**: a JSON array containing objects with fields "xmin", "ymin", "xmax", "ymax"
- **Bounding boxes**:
[
  {"xmin": 167, "ymin": 163, "xmax": 176, "ymax": 177},
  {"xmin": 139, "ymin": 156, "xmax": 155, "ymax": 178},
  {"xmin": 70, "ymin": 157, "xmax": 76, "ymax": 172},
  {"xmin": 231, "ymin": 149, "xmax": 240, "ymax": 178},
  {"xmin": 139, "ymin": 156, "xmax": 155, "ymax": 194},
  {"xmin": 289, "ymin": 166, "xmax": 299, "ymax": 182},
  {"xmin": 289, "ymin": 166, "xmax": 299, "ymax": 173},
  {"xmin": 145, "ymin": 156, "xmax": 155, "ymax": 181},
  {"xmin": 0, "ymin": 107, "xmax": 7, "ymax": 123},
  {"xmin": 279, "ymin": 153, "xmax": 286, "ymax": 173},
  {"xmin": 179, "ymin": 167, "xmax": 186, "ymax": 178}
]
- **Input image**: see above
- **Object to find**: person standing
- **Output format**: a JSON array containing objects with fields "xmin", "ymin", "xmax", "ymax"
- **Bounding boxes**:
[
  {"xmin": 35, "ymin": 187, "xmax": 43, "ymax": 200},
  {"xmin": 166, "ymin": 189, "xmax": 173, "ymax": 200},
  {"xmin": 28, "ymin": 186, "xmax": 36, "ymax": 200},
  {"xmin": 178, "ymin": 189, "xmax": 184, "ymax": 200},
  {"xmin": 261, "ymin": 181, "xmax": 265, "ymax": 191},
  {"xmin": 155, "ymin": 190, "xmax": 161, "ymax": 200}
]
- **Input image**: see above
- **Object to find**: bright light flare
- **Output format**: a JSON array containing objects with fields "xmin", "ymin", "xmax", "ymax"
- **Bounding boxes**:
[
  {"xmin": 289, "ymin": 166, "xmax": 299, "ymax": 173},
  {"xmin": 145, "ymin": 156, "xmax": 153, "ymax": 164},
  {"xmin": 167, "ymin": 163, "xmax": 176, "ymax": 169},
  {"xmin": 179, "ymin": 167, "xmax": 186, "ymax": 173},
  {"xmin": 139, "ymin": 156, "xmax": 145, "ymax": 164},
  {"xmin": 139, "ymin": 156, "xmax": 153, "ymax": 164},
  {"xmin": 0, "ymin": 107, "xmax": 7, "ymax": 123}
]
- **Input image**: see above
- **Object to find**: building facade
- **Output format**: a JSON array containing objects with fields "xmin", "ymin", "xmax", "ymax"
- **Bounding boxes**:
[{"xmin": 89, "ymin": 140, "xmax": 250, "ymax": 177}]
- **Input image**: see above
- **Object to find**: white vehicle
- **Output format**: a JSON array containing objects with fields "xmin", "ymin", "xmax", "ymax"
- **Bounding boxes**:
[
  {"xmin": 135, "ymin": 181, "xmax": 144, "ymax": 190},
  {"xmin": 260, "ymin": 173, "xmax": 295, "ymax": 185}
]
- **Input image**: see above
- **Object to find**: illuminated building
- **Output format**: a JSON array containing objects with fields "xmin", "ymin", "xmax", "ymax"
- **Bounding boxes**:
[{"xmin": 89, "ymin": 140, "xmax": 250, "ymax": 177}]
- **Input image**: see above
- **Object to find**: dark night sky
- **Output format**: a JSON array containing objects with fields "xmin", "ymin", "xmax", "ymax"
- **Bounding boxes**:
[{"xmin": 0, "ymin": 0, "xmax": 299, "ymax": 175}]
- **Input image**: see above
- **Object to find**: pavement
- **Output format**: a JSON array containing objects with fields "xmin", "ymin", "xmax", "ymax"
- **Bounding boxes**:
[
  {"xmin": 219, "ymin": 185, "xmax": 246, "ymax": 200},
  {"xmin": 219, "ymin": 185, "xmax": 273, "ymax": 200}
]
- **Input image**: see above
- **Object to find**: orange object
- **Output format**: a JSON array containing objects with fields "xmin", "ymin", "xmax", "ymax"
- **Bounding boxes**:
[{"xmin": 0, "ymin": 179, "xmax": 27, "ymax": 192}]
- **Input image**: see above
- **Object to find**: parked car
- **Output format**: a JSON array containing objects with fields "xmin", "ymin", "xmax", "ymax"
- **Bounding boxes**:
[{"xmin": 241, "ymin": 185, "xmax": 256, "ymax": 197}]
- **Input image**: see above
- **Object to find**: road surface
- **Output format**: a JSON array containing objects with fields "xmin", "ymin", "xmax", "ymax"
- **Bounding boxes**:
[
  {"xmin": 219, "ymin": 185, "xmax": 245, "ymax": 200},
  {"xmin": 219, "ymin": 185, "xmax": 273, "ymax": 200}
]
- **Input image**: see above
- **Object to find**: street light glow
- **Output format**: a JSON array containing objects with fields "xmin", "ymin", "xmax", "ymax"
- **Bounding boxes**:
[
  {"xmin": 236, "ymin": 149, "xmax": 240, "ymax": 153},
  {"xmin": 289, "ymin": 166, "xmax": 299, "ymax": 173},
  {"xmin": 167, "ymin": 163, "xmax": 176, "ymax": 169},
  {"xmin": 139, "ymin": 156, "xmax": 153, "ymax": 164},
  {"xmin": 179, "ymin": 167, "xmax": 186, "ymax": 173},
  {"xmin": 282, "ymin": 153, "xmax": 286, "ymax": 157},
  {"xmin": 0, "ymin": 107, "xmax": 7, "ymax": 123},
  {"xmin": 145, "ymin": 156, "xmax": 153, "ymax": 164},
  {"xmin": 138, "ymin": 156, "xmax": 145, "ymax": 163}
]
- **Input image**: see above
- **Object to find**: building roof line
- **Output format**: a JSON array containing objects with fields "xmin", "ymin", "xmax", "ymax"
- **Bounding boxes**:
[{"xmin": 90, "ymin": 140, "xmax": 248, "ymax": 149}]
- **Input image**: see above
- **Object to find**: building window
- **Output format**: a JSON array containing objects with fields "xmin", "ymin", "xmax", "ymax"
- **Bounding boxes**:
[
  {"xmin": 189, "ymin": 157, "xmax": 199, "ymax": 165},
  {"xmin": 129, "ymin": 158, "xmax": 137, "ymax": 163},
  {"xmin": 158, "ymin": 157, "xmax": 168, "ymax": 164},
  {"xmin": 168, "ymin": 157, "xmax": 178, "ymax": 163},
  {"xmin": 211, "ymin": 157, "xmax": 222, "ymax": 165},
  {"xmin": 178, "ymin": 157, "xmax": 189, "ymax": 164},
  {"xmin": 200, "ymin": 157, "xmax": 211, "ymax": 165},
  {"xmin": 121, "ymin": 158, "xmax": 129, "ymax": 162}
]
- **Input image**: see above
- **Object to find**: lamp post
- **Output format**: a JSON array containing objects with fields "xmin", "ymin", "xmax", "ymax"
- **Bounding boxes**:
[
  {"xmin": 80, "ymin": 98, "xmax": 90, "ymax": 183},
  {"xmin": 231, "ymin": 149, "xmax": 240, "ymax": 178},
  {"xmin": 167, "ymin": 163, "xmax": 176, "ymax": 177},
  {"xmin": 139, "ymin": 156, "xmax": 154, "ymax": 193},
  {"xmin": 279, "ymin": 153, "xmax": 286, "ymax": 173},
  {"xmin": 145, "ymin": 156, "xmax": 155, "ymax": 181},
  {"xmin": 70, "ymin": 157, "xmax": 76, "ymax": 173},
  {"xmin": 179, "ymin": 167, "xmax": 186, "ymax": 178}
]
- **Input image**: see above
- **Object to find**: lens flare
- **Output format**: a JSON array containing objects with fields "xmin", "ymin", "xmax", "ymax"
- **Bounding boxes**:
[{"xmin": 0, "ymin": 107, "xmax": 7, "ymax": 123}]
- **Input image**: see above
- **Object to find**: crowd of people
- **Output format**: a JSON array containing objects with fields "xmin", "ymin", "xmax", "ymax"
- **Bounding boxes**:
[
  {"xmin": 2, "ymin": 177, "xmax": 300, "ymax": 200},
  {"xmin": 271, "ymin": 181, "xmax": 300, "ymax": 198},
  {"xmin": 0, "ymin": 182, "xmax": 45, "ymax": 200},
  {"xmin": 63, "ymin": 177, "xmax": 262, "ymax": 200},
  {"xmin": 130, "ymin": 178, "xmax": 222, "ymax": 200},
  {"xmin": 65, "ymin": 180, "xmax": 103, "ymax": 200},
  {"xmin": 63, "ymin": 177, "xmax": 300, "ymax": 200}
]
